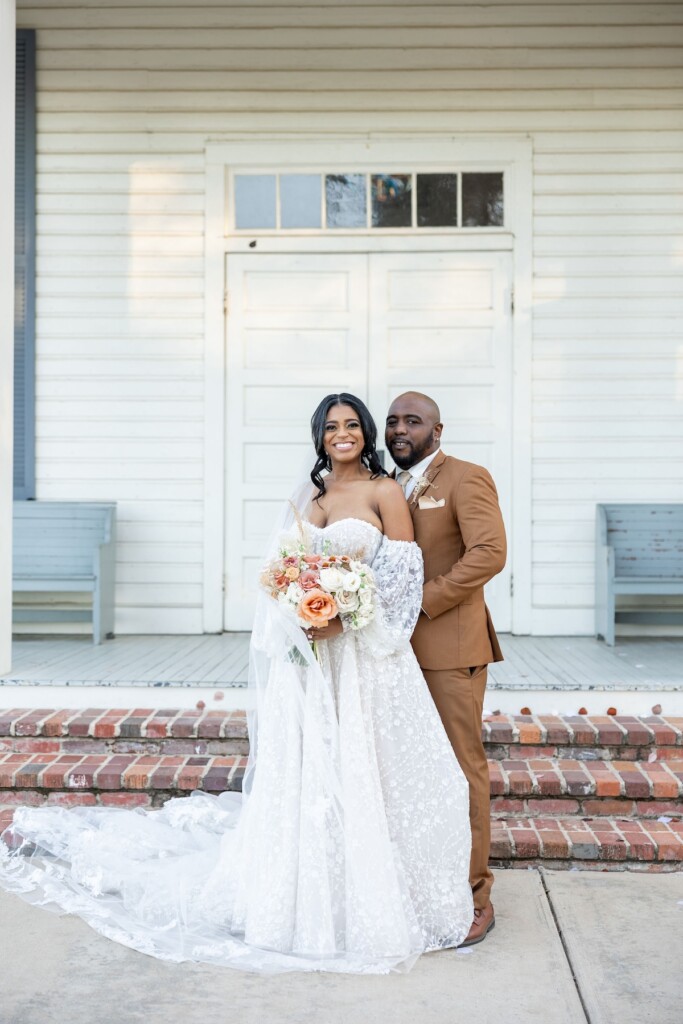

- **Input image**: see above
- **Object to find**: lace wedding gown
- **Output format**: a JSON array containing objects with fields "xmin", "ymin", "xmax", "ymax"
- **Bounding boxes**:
[{"xmin": 0, "ymin": 519, "xmax": 473, "ymax": 974}]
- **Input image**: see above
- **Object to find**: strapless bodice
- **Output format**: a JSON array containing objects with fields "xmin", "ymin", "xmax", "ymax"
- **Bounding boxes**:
[{"xmin": 305, "ymin": 517, "xmax": 383, "ymax": 563}]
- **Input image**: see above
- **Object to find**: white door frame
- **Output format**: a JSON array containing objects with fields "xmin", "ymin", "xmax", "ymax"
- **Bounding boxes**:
[{"xmin": 204, "ymin": 134, "xmax": 533, "ymax": 634}]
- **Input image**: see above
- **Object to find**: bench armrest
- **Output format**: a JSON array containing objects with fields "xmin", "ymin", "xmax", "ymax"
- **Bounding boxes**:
[{"xmin": 595, "ymin": 508, "xmax": 615, "ymax": 643}]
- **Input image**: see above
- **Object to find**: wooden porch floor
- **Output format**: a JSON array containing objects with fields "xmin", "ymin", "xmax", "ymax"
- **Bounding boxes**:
[
  {"xmin": 0, "ymin": 630, "xmax": 679, "ymax": 712},
  {"xmin": 4, "ymin": 633, "xmax": 252, "ymax": 688},
  {"xmin": 2, "ymin": 633, "xmax": 682, "ymax": 694}
]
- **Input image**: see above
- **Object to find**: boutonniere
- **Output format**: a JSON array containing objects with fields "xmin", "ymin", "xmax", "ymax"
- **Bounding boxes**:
[{"xmin": 410, "ymin": 475, "xmax": 438, "ymax": 507}]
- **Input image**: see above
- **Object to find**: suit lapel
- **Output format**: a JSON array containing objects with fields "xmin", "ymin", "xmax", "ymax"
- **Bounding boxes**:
[
  {"xmin": 423, "ymin": 449, "xmax": 446, "ymax": 487},
  {"xmin": 407, "ymin": 449, "xmax": 447, "ymax": 515}
]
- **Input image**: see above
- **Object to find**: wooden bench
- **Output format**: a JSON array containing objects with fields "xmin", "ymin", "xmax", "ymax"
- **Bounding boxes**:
[
  {"xmin": 13, "ymin": 502, "xmax": 116, "ymax": 644},
  {"xmin": 595, "ymin": 503, "xmax": 683, "ymax": 645}
]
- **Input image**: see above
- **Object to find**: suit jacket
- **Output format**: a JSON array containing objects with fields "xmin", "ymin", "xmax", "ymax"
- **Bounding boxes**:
[{"xmin": 405, "ymin": 451, "xmax": 507, "ymax": 670}]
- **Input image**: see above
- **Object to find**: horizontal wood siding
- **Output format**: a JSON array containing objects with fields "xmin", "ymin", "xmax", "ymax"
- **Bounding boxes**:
[
  {"xmin": 16, "ymin": 1, "xmax": 683, "ymax": 633},
  {"xmin": 533, "ymin": 128, "xmax": 683, "ymax": 632}
]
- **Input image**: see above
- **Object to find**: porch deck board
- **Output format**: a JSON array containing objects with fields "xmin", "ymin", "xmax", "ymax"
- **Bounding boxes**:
[
  {"xmin": 2, "ymin": 634, "xmax": 683, "ymax": 692},
  {"xmin": 536, "ymin": 635, "xmax": 679, "ymax": 688},
  {"xmin": 4, "ymin": 634, "xmax": 250, "ymax": 687},
  {"xmin": 495, "ymin": 638, "xmax": 573, "ymax": 688},
  {"xmin": 520, "ymin": 637, "xmax": 609, "ymax": 688}
]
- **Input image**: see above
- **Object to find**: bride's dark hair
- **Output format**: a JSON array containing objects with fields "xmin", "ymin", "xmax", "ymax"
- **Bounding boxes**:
[{"xmin": 310, "ymin": 392, "xmax": 386, "ymax": 500}]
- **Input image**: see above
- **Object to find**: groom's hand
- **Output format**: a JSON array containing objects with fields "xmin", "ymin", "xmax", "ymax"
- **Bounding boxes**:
[{"xmin": 304, "ymin": 619, "xmax": 344, "ymax": 641}]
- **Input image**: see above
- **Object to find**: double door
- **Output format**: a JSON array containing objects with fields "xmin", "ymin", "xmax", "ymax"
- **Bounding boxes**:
[{"xmin": 224, "ymin": 250, "xmax": 512, "ymax": 630}]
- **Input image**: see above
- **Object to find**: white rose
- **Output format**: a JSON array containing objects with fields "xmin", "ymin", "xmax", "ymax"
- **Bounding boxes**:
[
  {"xmin": 335, "ymin": 591, "xmax": 360, "ymax": 614},
  {"xmin": 342, "ymin": 571, "xmax": 361, "ymax": 592},
  {"xmin": 359, "ymin": 588, "xmax": 373, "ymax": 606},
  {"xmin": 318, "ymin": 567, "xmax": 346, "ymax": 592},
  {"xmin": 350, "ymin": 604, "xmax": 374, "ymax": 629}
]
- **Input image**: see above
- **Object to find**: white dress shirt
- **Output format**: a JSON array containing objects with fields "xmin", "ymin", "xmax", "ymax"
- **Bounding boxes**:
[{"xmin": 400, "ymin": 449, "xmax": 441, "ymax": 498}]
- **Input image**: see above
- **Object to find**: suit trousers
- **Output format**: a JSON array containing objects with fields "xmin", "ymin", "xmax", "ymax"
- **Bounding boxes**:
[{"xmin": 422, "ymin": 664, "xmax": 493, "ymax": 909}]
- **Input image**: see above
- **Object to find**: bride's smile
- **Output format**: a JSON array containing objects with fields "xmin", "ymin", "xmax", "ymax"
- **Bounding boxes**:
[{"xmin": 323, "ymin": 407, "xmax": 365, "ymax": 467}]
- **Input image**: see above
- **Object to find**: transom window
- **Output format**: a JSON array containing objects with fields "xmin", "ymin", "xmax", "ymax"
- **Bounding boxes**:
[{"xmin": 230, "ymin": 171, "xmax": 504, "ymax": 232}]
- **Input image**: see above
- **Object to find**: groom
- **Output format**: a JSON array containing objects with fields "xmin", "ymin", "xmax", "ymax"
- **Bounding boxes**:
[{"xmin": 385, "ymin": 391, "xmax": 507, "ymax": 947}]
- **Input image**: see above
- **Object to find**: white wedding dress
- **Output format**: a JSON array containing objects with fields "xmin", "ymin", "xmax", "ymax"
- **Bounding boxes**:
[{"xmin": 0, "ymin": 518, "xmax": 473, "ymax": 974}]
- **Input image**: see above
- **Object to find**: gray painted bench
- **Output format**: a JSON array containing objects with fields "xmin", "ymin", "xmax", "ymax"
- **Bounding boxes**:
[
  {"xmin": 595, "ymin": 503, "xmax": 683, "ymax": 646},
  {"xmin": 13, "ymin": 502, "xmax": 116, "ymax": 644}
]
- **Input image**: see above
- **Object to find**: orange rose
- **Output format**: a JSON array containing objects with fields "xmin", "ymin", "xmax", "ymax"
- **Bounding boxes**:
[{"xmin": 299, "ymin": 589, "xmax": 337, "ymax": 626}]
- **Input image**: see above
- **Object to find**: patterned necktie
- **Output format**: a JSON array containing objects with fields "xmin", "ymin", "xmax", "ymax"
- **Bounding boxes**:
[{"xmin": 396, "ymin": 470, "xmax": 412, "ymax": 495}]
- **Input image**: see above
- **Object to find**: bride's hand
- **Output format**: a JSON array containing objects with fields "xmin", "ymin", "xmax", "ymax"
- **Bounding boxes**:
[{"xmin": 304, "ymin": 619, "xmax": 343, "ymax": 642}]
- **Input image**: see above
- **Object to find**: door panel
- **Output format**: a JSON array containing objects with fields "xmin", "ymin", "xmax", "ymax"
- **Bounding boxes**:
[
  {"xmin": 224, "ymin": 253, "xmax": 368, "ymax": 630},
  {"xmin": 224, "ymin": 250, "xmax": 513, "ymax": 632},
  {"xmin": 368, "ymin": 252, "xmax": 512, "ymax": 629}
]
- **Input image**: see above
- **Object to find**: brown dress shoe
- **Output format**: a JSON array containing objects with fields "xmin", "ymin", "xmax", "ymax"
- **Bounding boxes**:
[{"xmin": 460, "ymin": 904, "xmax": 495, "ymax": 947}]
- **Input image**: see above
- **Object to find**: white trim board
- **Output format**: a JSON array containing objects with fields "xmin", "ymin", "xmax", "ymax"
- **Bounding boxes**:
[{"xmin": 203, "ymin": 134, "xmax": 533, "ymax": 634}]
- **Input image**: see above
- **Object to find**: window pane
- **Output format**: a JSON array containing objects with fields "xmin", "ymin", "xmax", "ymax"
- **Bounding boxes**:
[
  {"xmin": 416, "ymin": 173, "xmax": 458, "ymax": 227},
  {"xmin": 325, "ymin": 174, "xmax": 366, "ymax": 228},
  {"xmin": 280, "ymin": 174, "xmax": 321, "ymax": 229},
  {"xmin": 234, "ymin": 174, "xmax": 276, "ymax": 229},
  {"xmin": 462, "ymin": 173, "xmax": 504, "ymax": 227},
  {"xmin": 371, "ymin": 174, "xmax": 412, "ymax": 228}
]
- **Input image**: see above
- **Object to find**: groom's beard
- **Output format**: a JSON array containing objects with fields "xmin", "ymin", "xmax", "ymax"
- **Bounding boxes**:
[{"xmin": 387, "ymin": 433, "xmax": 436, "ymax": 470}]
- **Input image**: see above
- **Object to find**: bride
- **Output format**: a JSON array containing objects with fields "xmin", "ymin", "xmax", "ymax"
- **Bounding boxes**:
[{"xmin": 0, "ymin": 393, "xmax": 473, "ymax": 974}]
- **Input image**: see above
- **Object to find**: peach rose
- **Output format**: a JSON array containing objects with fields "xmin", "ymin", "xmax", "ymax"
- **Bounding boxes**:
[
  {"xmin": 299, "ymin": 589, "xmax": 337, "ymax": 626},
  {"xmin": 303, "ymin": 555, "xmax": 321, "ymax": 566},
  {"xmin": 299, "ymin": 570, "xmax": 320, "ymax": 591},
  {"xmin": 284, "ymin": 565, "xmax": 300, "ymax": 581}
]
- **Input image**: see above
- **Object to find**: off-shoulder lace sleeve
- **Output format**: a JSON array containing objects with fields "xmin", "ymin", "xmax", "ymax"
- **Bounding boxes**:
[{"xmin": 355, "ymin": 538, "xmax": 423, "ymax": 658}]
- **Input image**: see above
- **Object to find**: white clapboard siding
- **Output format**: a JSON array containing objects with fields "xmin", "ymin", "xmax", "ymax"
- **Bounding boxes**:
[
  {"xmin": 15, "ymin": 0, "xmax": 683, "ymax": 634},
  {"xmin": 532, "ymin": 125, "xmax": 683, "ymax": 632}
]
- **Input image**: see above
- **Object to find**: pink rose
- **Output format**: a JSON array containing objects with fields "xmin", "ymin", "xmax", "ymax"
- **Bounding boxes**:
[{"xmin": 299, "ymin": 570, "xmax": 320, "ymax": 591}]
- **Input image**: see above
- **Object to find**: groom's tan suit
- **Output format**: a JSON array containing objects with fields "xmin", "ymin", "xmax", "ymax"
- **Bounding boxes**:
[{"xmin": 406, "ymin": 450, "xmax": 506, "ymax": 909}]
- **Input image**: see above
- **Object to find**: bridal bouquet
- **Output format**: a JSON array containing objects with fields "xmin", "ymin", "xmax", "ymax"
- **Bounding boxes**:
[{"xmin": 260, "ymin": 539, "xmax": 376, "ymax": 634}]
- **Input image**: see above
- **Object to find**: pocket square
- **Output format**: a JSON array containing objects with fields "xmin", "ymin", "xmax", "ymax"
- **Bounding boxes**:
[{"xmin": 418, "ymin": 496, "xmax": 446, "ymax": 510}]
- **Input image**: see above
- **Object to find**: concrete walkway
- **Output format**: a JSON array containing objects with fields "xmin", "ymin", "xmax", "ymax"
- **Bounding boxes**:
[{"xmin": 1, "ymin": 869, "xmax": 681, "ymax": 1024}]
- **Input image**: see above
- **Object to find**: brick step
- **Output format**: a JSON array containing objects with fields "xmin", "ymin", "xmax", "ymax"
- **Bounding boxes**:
[
  {"xmin": 1, "ymin": 708, "xmax": 681, "ymax": 760},
  {"xmin": 1, "ymin": 802, "xmax": 680, "ymax": 868},
  {"xmin": 1, "ymin": 751, "xmax": 681, "ymax": 816},
  {"xmin": 490, "ymin": 816, "xmax": 683, "ymax": 865}
]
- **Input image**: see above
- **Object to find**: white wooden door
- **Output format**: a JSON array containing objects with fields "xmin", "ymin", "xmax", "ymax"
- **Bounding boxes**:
[
  {"xmin": 224, "ymin": 250, "xmax": 513, "ymax": 631},
  {"xmin": 224, "ymin": 253, "xmax": 368, "ymax": 630},
  {"xmin": 368, "ymin": 252, "xmax": 513, "ymax": 630}
]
